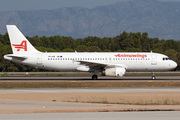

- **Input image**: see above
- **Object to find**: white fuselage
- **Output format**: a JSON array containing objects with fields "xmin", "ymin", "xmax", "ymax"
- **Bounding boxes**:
[
  {"xmin": 4, "ymin": 25, "xmax": 178, "ymax": 79},
  {"xmin": 4, "ymin": 52, "xmax": 177, "ymax": 72}
]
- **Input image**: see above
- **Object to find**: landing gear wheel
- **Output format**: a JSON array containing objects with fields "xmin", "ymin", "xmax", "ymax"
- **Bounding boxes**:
[
  {"xmin": 151, "ymin": 76, "xmax": 156, "ymax": 80},
  {"xmin": 151, "ymin": 71, "xmax": 156, "ymax": 80},
  {"xmin": 92, "ymin": 75, "xmax": 98, "ymax": 80}
]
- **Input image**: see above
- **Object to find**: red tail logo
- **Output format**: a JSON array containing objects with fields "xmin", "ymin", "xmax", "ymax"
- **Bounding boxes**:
[{"xmin": 12, "ymin": 41, "xmax": 27, "ymax": 51}]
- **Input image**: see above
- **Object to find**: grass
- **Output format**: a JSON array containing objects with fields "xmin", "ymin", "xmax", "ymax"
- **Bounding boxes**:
[
  {"xmin": 1, "ymin": 81, "xmax": 180, "ymax": 88},
  {"xmin": 0, "ymin": 72, "xmax": 180, "ymax": 77},
  {"xmin": 0, "ymin": 72, "xmax": 8, "ymax": 77},
  {"xmin": 67, "ymin": 97, "xmax": 180, "ymax": 105}
]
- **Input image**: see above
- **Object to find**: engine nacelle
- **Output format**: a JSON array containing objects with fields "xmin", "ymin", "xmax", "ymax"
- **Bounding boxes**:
[{"xmin": 101, "ymin": 67, "xmax": 126, "ymax": 77}]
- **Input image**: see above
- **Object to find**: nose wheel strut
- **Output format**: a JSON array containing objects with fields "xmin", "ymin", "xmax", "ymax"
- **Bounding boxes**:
[{"xmin": 151, "ymin": 71, "xmax": 156, "ymax": 80}]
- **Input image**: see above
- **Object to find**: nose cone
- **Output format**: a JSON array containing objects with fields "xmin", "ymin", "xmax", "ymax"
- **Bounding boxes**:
[{"xmin": 171, "ymin": 61, "xmax": 177, "ymax": 69}]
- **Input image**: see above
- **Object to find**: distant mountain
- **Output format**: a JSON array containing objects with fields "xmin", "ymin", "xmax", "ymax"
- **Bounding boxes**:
[{"xmin": 0, "ymin": 0, "xmax": 180, "ymax": 40}]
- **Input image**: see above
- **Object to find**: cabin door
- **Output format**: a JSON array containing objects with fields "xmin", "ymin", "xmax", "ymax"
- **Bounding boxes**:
[
  {"xmin": 37, "ymin": 54, "xmax": 42, "ymax": 66},
  {"xmin": 151, "ymin": 55, "xmax": 157, "ymax": 65}
]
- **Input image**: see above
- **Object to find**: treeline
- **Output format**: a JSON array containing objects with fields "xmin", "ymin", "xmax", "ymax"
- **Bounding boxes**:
[{"xmin": 0, "ymin": 31, "xmax": 180, "ymax": 72}]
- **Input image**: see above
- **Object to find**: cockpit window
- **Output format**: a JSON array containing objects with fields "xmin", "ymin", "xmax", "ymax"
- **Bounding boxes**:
[{"xmin": 163, "ymin": 57, "xmax": 171, "ymax": 61}]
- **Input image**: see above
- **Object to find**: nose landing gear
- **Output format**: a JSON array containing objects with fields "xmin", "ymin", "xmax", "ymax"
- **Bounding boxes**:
[{"xmin": 151, "ymin": 71, "xmax": 156, "ymax": 80}]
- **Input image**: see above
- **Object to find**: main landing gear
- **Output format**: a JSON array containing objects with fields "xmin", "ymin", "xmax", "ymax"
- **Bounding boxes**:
[
  {"xmin": 151, "ymin": 71, "xmax": 156, "ymax": 80},
  {"xmin": 92, "ymin": 75, "xmax": 98, "ymax": 80},
  {"xmin": 92, "ymin": 70, "xmax": 99, "ymax": 80}
]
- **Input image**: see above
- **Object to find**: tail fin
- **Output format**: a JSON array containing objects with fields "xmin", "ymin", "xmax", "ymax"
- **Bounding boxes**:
[{"xmin": 6, "ymin": 25, "xmax": 40, "ymax": 54}]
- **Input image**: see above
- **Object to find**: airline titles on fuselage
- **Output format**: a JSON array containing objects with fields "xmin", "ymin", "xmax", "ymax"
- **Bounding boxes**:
[{"xmin": 115, "ymin": 54, "xmax": 147, "ymax": 58}]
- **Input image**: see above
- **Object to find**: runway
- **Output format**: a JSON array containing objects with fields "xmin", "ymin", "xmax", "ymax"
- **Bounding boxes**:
[
  {"xmin": 1, "ymin": 88, "xmax": 180, "ymax": 120},
  {"xmin": 1, "ymin": 112, "xmax": 180, "ymax": 120},
  {"xmin": 1, "ymin": 87, "xmax": 180, "ymax": 93},
  {"xmin": 0, "ymin": 76, "xmax": 180, "ymax": 81},
  {"xmin": 1, "ymin": 76, "xmax": 180, "ymax": 119}
]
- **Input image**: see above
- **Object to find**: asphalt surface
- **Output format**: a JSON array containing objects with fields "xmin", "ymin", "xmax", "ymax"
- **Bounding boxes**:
[
  {"xmin": 1, "ymin": 112, "xmax": 180, "ymax": 120},
  {"xmin": 0, "ymin": 76, "xmax": 180, "ymax": 81},
  {"xmin": 1, "ymin": 76, "xmax": 180, "ymax": 119},
  {"xmin": 1, "ymin": 88, "xmax": 180, "ymax": 93}
]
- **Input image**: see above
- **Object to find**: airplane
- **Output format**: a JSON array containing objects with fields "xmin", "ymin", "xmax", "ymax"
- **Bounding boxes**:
[{"xmin": 4, "ymin": 25, "xmax": 177, "ymax": 80}]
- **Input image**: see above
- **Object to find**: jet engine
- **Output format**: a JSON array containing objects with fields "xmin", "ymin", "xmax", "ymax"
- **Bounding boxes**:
[{"xmin": 101, "ymin": 67, "xmax": 126, "ymax": 77}]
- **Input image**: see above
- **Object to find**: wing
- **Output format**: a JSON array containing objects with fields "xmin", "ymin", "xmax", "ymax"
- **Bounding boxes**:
[{"xmin": 76, "ymin": 60, "xmax": 128, "ymax": 70}]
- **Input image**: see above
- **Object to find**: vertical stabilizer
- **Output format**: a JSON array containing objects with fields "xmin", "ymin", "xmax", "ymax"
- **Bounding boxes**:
[{"xmin": 6, "ymin": 25, "xmax": 40, "ymax": 54}]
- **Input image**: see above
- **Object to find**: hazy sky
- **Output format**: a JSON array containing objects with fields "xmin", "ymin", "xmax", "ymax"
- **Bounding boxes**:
[{"xmin": 1, "ymin": 0, "xmax": 180, "ymax": 11}]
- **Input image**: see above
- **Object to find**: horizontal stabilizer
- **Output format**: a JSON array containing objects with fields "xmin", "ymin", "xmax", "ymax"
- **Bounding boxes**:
[{"xmin": 4, "ymin": 54, "xmax": 27, "ymax": 60}]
